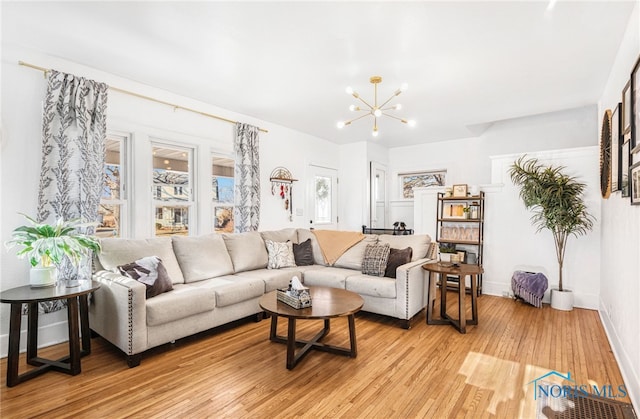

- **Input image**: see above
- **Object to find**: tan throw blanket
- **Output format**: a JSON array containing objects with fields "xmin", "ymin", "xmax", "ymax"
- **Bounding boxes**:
[{"xmin": 312, "ymin": 230, "xmax": 365, "ymax": 265}]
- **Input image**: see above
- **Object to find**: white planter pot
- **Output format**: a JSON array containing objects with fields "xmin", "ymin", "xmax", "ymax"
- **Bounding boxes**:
[
  {"xmin": 550, "ymin": 288, "xmax": 573, "ymax": 311},
  {"xmin": 440, "ymin": 253, "xmax": 452, "ymax": 262},
  {"xmin": 30, "ymin": 266, "xmax": 57, "ymax": 288}
]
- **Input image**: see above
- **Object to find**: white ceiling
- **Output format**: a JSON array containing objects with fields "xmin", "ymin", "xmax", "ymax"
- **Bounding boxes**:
[{"xmin": 2, "ymin": 1, "xmax": 635, "ymax": 147}]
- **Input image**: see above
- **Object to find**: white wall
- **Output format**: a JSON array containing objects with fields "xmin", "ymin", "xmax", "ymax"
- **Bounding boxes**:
[
  {"xmin": 0, "ymin": 45, "xmax": 340, "ymax": 352},
  {"xmin": 390, "ymin": 104, "xmax": 597, "ymax": 233},
  {"xmin": 596, "ymin": 2, "xmax": 640, "ymax": 411}
]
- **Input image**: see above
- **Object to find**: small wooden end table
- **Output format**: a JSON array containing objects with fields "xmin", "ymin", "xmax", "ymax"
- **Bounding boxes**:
[
  {"xmin": 422, "ymin": 262, "xmax": 483, "ymax": 334},
  {"xmin": 0, "ymin": 280, "xmax": 100, "ymax": 387},
  {"xmin": 259, "ymin": 287, "xmax": 364, "ymax": 370}
]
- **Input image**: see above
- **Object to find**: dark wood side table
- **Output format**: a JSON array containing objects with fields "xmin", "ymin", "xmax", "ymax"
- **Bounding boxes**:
[
  {"xmin": 259, "ymin": 287, "xmax": 364, "ymax": 370},
  {"xmin": 422, "ymin": 262, "xmax": 483, "ymax": 334},
  {"xmin": 0, "ymin": 280, "xmax": 100, "ymax": 387}
]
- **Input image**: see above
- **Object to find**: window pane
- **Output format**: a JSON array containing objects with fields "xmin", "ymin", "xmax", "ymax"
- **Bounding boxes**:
[
  {"xmin": 155, "ymin": 206, "xmax": 189, "ymax": 236},
  {"xmin": 212, "ymin": 156, "xmax": 235, "ymax": 233},
  {"xmin": 315, "ymin": 176, "xmax": 331, "ymax": 223},
  {"xmin": 153, "ymin": 146, "xmax": 191, "ymax": 202},
  {"xmin": 101, "ymin": 136, "xmax": 126, "ymax": 237},
  {"xmin": 104, "ymin": 141, "xmax": 121, "ymax": 200},
  {"xmin": 97, "ymin": 204, "xmax": 120, "ymax": 238}
]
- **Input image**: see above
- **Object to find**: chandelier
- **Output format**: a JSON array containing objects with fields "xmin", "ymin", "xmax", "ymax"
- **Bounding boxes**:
[{"xmin": 337, "ymin": 76, "xmax": 415, "ymax": 137}]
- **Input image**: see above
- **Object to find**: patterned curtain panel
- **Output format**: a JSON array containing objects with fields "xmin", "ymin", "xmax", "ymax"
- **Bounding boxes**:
[
  {"xmin": 233, "ymin": 122, "xmax": 260, "ymax": 232},
  {"xmin": 35, "ymin": 70, "xmax": 108, "ymax": 313}
]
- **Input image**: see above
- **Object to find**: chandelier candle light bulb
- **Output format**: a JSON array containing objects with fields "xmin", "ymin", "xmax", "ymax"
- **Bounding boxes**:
[{"xmin": 337, "ymin": 75, "xmax": 414, "ymax": 137}]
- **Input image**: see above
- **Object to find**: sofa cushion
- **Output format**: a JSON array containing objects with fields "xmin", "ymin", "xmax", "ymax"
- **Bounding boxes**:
[
  {"xmin": 384, "ymin": 247, "xmax": 413, "ymax": 278},
  {"xmin": 214, "ymin": 275, "xmax": 265, "ymax": 307},
  {"xmin": 346, "ymin": 275, "xmax": 397, "ymax": 299},
  {"xmin": 265, "ymin": 239, "xmax": 296, "ymax": 269},
  {"xmin": 293, "ymin": 239, "xmax": 314, "ymax": 266},
  {"xmin": 172, "ymin": 234, "xmax": 234, "ymax": 283},
  {"xmin": 302, "ymin": 267, "xmax": 359, "ymax": 289},
  {"xmin": 377, "ymin": 234, "xmax": 431, "ymax": 261},
  {"xmin": 117, "ymin": 256, "xmax": 174, "ymax": 298},
  {"xmin": 235, "ymin": 268, "xmax": 303, "ymax": 292},
  {"xmin": 222, "ymin": 231, "xmax": 268, "ymax": 272},
  {"xmin": 361, "ymin": 243, "xmax": 391, "ymax": 277},
  {"xmin": 98, "ymin": 237, "xmax": 185, "ymax": 284},
  {"xmin": 334, "ymin": 235, "xmax": 378, "ymax": 270},
  {"xmin": 146, "ymin": 283, "xmax": 216, "ymax": 326},
  {"xmin": 260, "ymin": 228, "xmax": 298, "ymax": 244},
  {"xmin": 297, "ymin": 229, "xmax": 328, "ymax": 266}
]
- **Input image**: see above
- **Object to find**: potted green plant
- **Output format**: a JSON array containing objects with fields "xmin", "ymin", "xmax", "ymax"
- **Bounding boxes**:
[
  {"xmin": 509, "ymin": 156, "xmax": 594, "ymax": 310},
  {"xmin": 438, "ymin": 242, "xmax": 457, "ymax": 263},
  {"xmin": 5, "ymin": 214, "xmax": 101, "ymax": 287}
]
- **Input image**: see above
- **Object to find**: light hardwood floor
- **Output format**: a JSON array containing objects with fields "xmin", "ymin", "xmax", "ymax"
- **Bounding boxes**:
[{"xmin": 0, "ymin": 292, "xmax": 631, "ymax": 418}]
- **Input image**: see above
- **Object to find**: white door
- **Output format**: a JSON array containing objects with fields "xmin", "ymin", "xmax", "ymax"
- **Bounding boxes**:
[{"xmin": 308, "ymin": 164, "xmax": 338, "ymax": 230}]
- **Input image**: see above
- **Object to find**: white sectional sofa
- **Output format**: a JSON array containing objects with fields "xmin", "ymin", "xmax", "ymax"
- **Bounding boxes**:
[{"xmin": 89, "ymin": 228, "xmax": 434, "ymax": 367}]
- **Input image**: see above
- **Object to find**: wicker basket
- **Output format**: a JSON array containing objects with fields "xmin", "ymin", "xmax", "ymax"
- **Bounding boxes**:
[{"xmin": 276, "ymin": 288, "xmax": 312, "ymax": 309}]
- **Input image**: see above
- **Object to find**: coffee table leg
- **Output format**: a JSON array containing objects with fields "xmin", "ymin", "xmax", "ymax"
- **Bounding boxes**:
[
  {"xmin": 79, "ymin": 294, "xmax": 91, "ymax": 354},
  {"xmin": 269, "ymin": 314, "xmax": 278, "ymax": 341},
  {"xmin": 7, "ymin": 303, "xmax": 22, "ymax": 387},
  {"xmin": 470, "ymin": 274, "xmax": 478, "ymax": 325},
  {"xmin": 440, "ymin": 273, "xmax": 447, "ymax": 318},
  {"xmin": 348, "ymin": 315, "xmax": 357, "ymax": 357},
  {"xmin": 286, "ymin": 318, "xmax": 297, "ymax": 370}
]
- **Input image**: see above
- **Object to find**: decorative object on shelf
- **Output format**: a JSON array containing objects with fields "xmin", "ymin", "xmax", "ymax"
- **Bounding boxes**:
[
  {"xmin": 269, "ymin": 167, "xmax": 298, "ymax": 221},
  {"xmin": 509, "ymin": 156, "xmax": 595, "ymax": 311},
  {"xmin": 5, "ymin": 214, "xmax": 101, "ymax": 288},
  {"xmin": 469, "ymin": 202, "xmax": 480, "ymax": 219},
  {"xmin": 444, "ymin": 186, "xmax": 453, "ymax": 197},
  {"xmin": 452, "ymin": 184, "xmax": 468, "ymax": 197},
  {"xmin": 337, "ymin": 75, "xmax": 415, "ymax": 138},
  {"xmin": 600, "ymin": 109, "xmax": 612, "ymax": 198}
]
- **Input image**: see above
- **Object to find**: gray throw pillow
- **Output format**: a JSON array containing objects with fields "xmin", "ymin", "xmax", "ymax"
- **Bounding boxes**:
[
  {"xmin": 117, "ymin": 256, "xmax": 174, "ymax": 298},
  {"xmin": 293, "ymin": 238, "xmax": 314, "ymax": 266},
  {"xmin": 361, "ymin": 243, "xmax": 391, "ymax": 277},
  {"xmin": 384, "ymin": 247, "xmax": 413, "ymax": 278}
]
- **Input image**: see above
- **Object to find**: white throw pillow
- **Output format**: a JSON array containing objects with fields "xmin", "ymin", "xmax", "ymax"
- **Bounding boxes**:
[{"xmin": 265, "ymin": 240, "xmax": 297, "ymax": 269}]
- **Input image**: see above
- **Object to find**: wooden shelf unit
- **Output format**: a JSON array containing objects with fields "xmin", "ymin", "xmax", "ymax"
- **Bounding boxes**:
[{"xmin": 436, "ymin": 191, "xmax": 485, "ymax": 295}]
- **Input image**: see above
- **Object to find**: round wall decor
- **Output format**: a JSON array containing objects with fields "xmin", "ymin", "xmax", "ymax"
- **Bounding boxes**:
[{"xmin": 600, "ymin": 109, "xmax": 612, "ymax": 199}]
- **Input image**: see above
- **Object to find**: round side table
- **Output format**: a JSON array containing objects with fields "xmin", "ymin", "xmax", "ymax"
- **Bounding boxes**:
[
  {"xmin": 422, "ymin": 262, "xmax": 483, "ymax": 334},
  {"xmin": 0, "ymin": 280, "xmax": 100, "ymax": 387}
]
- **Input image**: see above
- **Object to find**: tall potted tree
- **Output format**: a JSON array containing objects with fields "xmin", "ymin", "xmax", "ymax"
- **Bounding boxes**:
[{"xmin": 509, "ymin": 156, "xmax": 594, "ymax": 310}]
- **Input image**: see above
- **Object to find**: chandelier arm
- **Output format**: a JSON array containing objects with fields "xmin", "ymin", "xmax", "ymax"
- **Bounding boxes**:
[
  {"xmin": 356, "ymin": 95, "xmax": 375, "ymax": 110},
  {"xmin": 378, "ymin": 92, "xmax": 401, "ymax": 110},
  {"xmin": 382, "ymin": 112, "xmax": 408, "ymax": 123},
  {"xmin": 344, "ymin": 112, "xmax": 373, "ymax": 125}
]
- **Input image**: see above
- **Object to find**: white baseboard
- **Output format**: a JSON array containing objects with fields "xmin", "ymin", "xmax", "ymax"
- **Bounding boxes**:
[
  {"xmin": 599, "ymin": 303, "xmax": 640, "ymax": 412},
  {"xmin": 482, "ymin": 280, "xmax": 599, "ymax": 309},
  {"xmin": 0, "ymin": 320, "xmax": 70, "ymax": 358}
]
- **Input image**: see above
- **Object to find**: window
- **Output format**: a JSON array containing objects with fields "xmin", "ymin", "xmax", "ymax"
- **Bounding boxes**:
[
  {"xmin": 152, "ymin": 143, "xmax": 194, "ymax": 236},
  {"xmin": 315, "ymin": 175, "xmax": 331, "ymax": 223},
  {"xmin": 212, "ymin": 155, "xmax": 235, "ymax": 233},
  {"xmin": 99, "ymin": 134, "xmax": 128, "ymax": 237}
]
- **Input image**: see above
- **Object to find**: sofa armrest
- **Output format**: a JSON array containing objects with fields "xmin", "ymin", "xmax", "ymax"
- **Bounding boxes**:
[
  {"xmin": 394, "ymin": 258, "xmax": 433, "ymax": 320},
  {"xmin": 89, "ymin": 270, "xmax": 148, "ymax": 356}
]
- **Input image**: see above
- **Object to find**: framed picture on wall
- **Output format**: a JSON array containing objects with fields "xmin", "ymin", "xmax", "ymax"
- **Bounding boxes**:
[
  {"xmin": 612, "ymin": 103, "xmax": 621, "ymax": 191},
  {"xmin": 631, "ymin": 55, "xmax": 640, "ymax": 149},
  {"xmin": 630, "ymin": 161, "xmax": 640, "ymax": 205},
  {"xmin": 622, "ymin": 80, "xmax": 632, "ymax": 135},
  {"xmin": 621, "ymin": 133, "xmax": 631, "ymax": 198},
  {"xmin": 398, "ymin": 170, "xmax": 446, "ymax": 199}
]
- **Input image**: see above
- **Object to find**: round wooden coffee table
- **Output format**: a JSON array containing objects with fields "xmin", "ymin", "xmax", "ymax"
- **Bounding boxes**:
[{"xmin": 259, "ymin": 286, "xmax": 364, "ymax": 369}]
